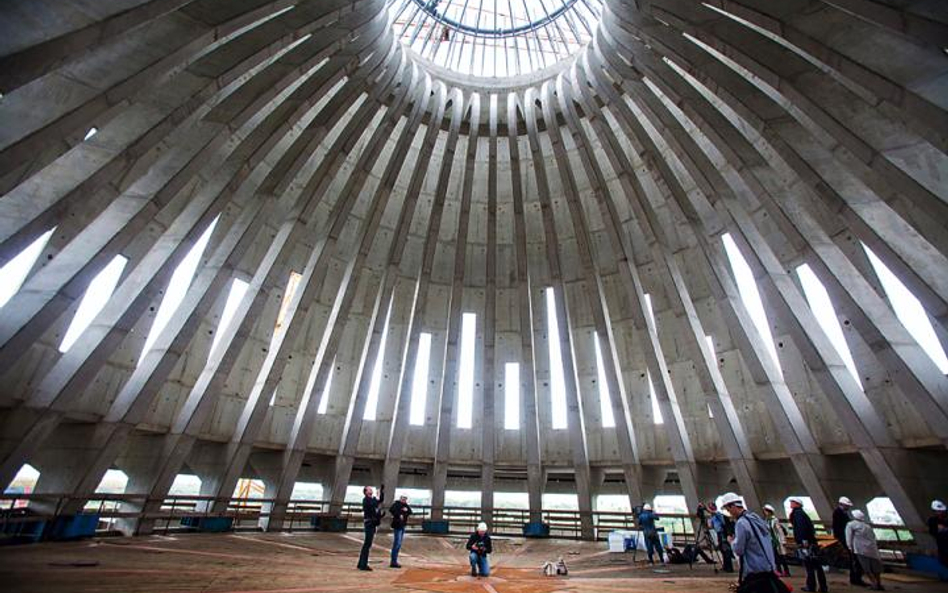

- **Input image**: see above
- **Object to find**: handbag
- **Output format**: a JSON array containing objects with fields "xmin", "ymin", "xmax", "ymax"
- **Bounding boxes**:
[{"xmin": 736, "ymin": 571, "xmax": 793, "ymax": 593}]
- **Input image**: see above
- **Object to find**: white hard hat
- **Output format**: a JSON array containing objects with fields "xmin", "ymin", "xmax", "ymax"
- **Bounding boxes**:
[
  {"xmin": 838, "ymin": 496, "xmax": 853, "ymax": 506},
  {"xmin": 851, "ymin": 510, "xmax": 866, "ymax": 521},
  {"xmin": 933, "ymin": 500, "xmax": 947, "ymax": 512},
  {"xmin": 720, "ymin": 492, "xmax": 744, "ymax": 507},
  {"xmin": 477, "ymin": 522, "xmax": 488, "ymax": 532},
  {"xmin": 788, "ymin": 496, "xmax": 804, "ymax": 506},
  {"xmin": 643, "ymin": 504, "xmax": 652, "ymax": 511},
  {"xmin": 763, "ymin": 504, "xmax": 775, "ymax": 513}
]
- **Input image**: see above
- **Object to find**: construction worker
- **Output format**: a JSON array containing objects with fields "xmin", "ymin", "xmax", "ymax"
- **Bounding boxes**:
[
  {"xmin": 846, "ymin": 510, "xmax": 884, "ymax": 591},
  {"xmin": 763, "ymin": 504, "xmax": 791, "ymax": 577},
  {"xmin": 721, "ymin": 492, "xmax": 777, "ymax": 593},
  {"xmin": 833, "ymin": 496, "xmax": 866, "ymax": 586},
  {"xmin": 637, "ymin": 503, "xmax": 665, "ymax": 564},
  {"xmin": 708, "ymin": 501, "xmax": 735, "ymax": 572},
  {"xmin": 930, "ymin": 500, "xmax": 948, "ymax": 567},
  {"xmin": 790, "ymin": 496, "xmax": 827, "ymax": 593}
]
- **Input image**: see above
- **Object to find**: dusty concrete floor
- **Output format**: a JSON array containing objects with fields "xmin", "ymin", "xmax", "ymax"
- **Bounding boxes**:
[{"xmin": 1, "ymin": 532, "xmax": 945, "ymax": 593}]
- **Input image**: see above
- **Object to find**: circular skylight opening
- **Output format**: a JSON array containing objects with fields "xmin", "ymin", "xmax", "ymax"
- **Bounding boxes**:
[{"xmin": 390, "ymin": 0, "xmax": 603, "ymax": 78}]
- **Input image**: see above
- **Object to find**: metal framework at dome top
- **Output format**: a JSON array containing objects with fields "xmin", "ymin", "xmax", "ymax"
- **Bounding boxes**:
[{"xmin": 390, "ymin": 0, "xmax": 604, "ymax": 77}]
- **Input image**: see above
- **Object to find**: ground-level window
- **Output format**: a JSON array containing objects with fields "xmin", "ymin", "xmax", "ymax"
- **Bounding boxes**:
[
  {"xmin": 595, "ymin": 494, "xmax": 631, "ymax": 512},
  {"xmin": 394, "ymin": 488, "xmax": 432, "ymax": 507},
  {"xmin": 542, "ymin": 493, "xmax": 579, "ymax": 510},
  {"xmin": 290, "ymin": 482, "xmax": 324, "ymax": 501},
  {"xmin": 445, "ymin": 490, "xmax": 482, "ymax": 508},
  {"xmin": 494, "ymin": 492, "xmax": 530, "ymax": 510},
  {"xmin": 866, "ymin": 496, "xmax": 911, "ymax": 542},
  {"xmin": 783, "ymin": 495, "xmax": 820, "ymax": 520},
  {"xmin": 4, "ymin": 463, "xmax": 40, "ymax": 508}
]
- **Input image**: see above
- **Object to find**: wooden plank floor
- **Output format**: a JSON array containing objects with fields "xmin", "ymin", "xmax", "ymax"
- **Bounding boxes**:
[{"xmin": 2, "ymin": 532, "xmax": 945, "ymax": 593}]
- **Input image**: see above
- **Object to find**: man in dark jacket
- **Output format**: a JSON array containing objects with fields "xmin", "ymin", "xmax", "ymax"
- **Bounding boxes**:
[
  {"xmin": 467, "ymin": 522, "xmax": 493, "ymax": 577},
  {"xmin": 790, "ymin": 497, "xmax": 827, "ymax": 593},
  {"xmin": 389, "ymin": 494, "xmax": 413, "ymax": 568},
  {"xmin": 833, "ymin": 496, "xmax": 865, "ymax": 586},
  {"xmin": 357, "ymin": 485, "xmax": 384, "ymax": 571},
  {"xmin": 637, "ymin": 503, "xmax": 665, "ymax": 564},
  {"xmin": 930, "ymin": 500, "xmax": 948, "ymax": 567}
]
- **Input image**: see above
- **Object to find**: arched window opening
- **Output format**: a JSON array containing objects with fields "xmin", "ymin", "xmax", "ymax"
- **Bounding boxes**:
[{"xmin": 4, "ymin": 463, "xmax": 40, "ymax": 509}]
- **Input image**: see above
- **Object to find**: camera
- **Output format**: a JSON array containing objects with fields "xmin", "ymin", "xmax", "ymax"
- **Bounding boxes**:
[{"xmin": 696, "ymin": 502, "xmax": 708, "ymax": 521}]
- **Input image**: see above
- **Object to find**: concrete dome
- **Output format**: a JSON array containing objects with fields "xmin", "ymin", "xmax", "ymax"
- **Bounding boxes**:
[{"xmin": 0, "ymin": 0, "xmax": 946, "ymax": 542}]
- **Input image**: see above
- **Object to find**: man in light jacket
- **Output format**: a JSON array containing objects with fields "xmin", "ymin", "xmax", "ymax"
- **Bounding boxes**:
[
  {"xmin": 846, "ymin": 510, "xmax": 884, "ymax": 591},
  {"xmin": 764, "ymin": 503, "xmax": 791, "ymax": 577},
  {"xmin": 721, "ymin": 492, "xmax": 777, "ymax": 593}
]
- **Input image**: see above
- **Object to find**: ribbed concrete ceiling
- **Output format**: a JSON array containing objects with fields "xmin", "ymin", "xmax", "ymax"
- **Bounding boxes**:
[{"xmin": 0, "ymin": 0, "xmax": 946, "ymax": 541}]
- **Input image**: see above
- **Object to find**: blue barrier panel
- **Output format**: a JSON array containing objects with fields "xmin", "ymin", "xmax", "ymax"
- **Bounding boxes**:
[
  {"xmin": 422, "ymin": 519, "xmax": 450, "ymax": 534},
  {"xmin": 0, "ymin": 518, "xmax": 46, "ymax": 544},
  {"xmin": 47, "ymin": 514, "xmax": 99, "ymax": 540},
  {"xmin": 180, "ymin": 516, "xmax": 234, "ymax": 532},
  {"xmin": 310, "ymin": 516, "xmax": 348, "ymax": 532},
  {"xmin": 906, "ymin": 553, "xmax": 948, "ymax": 581},
  {"xmin": 522, "ymin": 522, "xmax": 550, "ymax": 538}
]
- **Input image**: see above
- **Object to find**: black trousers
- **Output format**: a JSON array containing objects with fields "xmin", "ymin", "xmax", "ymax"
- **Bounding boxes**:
[
  {"xmin": 358, "ymin": 524, "xmax": 376, "ymax": 568},
  {"xmin": 803, "ymin": 555, "xmax": 827, "ymax": 592},
  {"xmin": 719, "ymin": 540, "xmax": 735, "ymax": 572},
  {"xmin": 772, "ymin": 545, "xmax": 790, "ymax": 575},
  {"xmin": 689, "ymin": 545, "xmax": 715, "ymax": 564}
]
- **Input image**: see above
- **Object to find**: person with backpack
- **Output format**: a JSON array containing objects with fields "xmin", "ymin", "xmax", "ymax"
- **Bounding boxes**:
[
  {"xmin": 709, "ymin": 501, "xmax": 735, "ymax": 572},
  {"xmin": 720, "ymin": 492, "xmax": 785, "ymax": 593},
  {"xmin": 357, "ymin": 485, "xmax": 384, "ymax": 571},
  {"xmin": 389, "ymin": 494, "xmax": 412, "ymax": 568}
]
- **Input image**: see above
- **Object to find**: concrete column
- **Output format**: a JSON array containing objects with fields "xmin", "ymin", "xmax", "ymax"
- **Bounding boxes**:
[
  {"xmin": 523, "ymin": 85, "xmax": 594, "ymax": 540},
  {"xmin": 480, "ymin": 96, "xmax": 498, "ymax": 525},
  {"xmin": 505, "ymin": 94, "xmax": 544, "ymax": 523},
  {"xmin": 429, "ymin": 93, "xmax": 478, "ymax": 521},
  {"xmin": 258, "ymin": 62, "xmax": 420, "ymax": 530}
]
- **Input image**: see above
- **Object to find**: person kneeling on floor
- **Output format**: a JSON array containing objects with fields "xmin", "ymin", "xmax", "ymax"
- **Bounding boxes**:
[{"xmin": 467, "ymin": 522, "xmax": 493, "ymax": 577}]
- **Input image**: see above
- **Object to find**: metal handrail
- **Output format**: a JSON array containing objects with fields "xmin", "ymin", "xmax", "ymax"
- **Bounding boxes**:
[{"xmin": 0, "ymin": 491, "xmax": 916, "ymax": 551}]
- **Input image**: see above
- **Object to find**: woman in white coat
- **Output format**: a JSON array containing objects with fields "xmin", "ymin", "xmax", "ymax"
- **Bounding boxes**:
[
  {"xmin": 845, "ymin": 510, "xmax": 884, "ymax": 591},
  {"xmin": 763, "ymin": 504, "xmax": 791, "ymax": 577}
]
